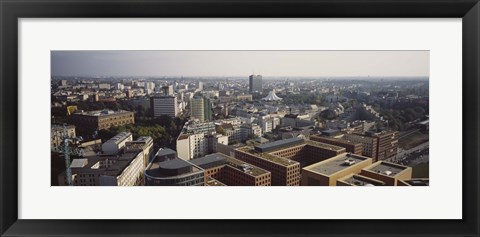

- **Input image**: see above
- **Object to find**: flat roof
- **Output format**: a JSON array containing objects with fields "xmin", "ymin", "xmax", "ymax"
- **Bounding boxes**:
[
  {"xmin": 105, "ymin": 132, "xmax": 132, "ymax": 144},
  {"xmin": 223, "ymin": 154, "xmax": 270, "ymax": 177},
  {"xmin": 305, "ymin": 140, "xmax": 346, "ymax": 152},
  {"xmin": 206, "ymin": 177, "xmax": 226, "ymax": 186},
  {"xmin": 404, "ymin": 178, "xmax": 429, "ymax": 186},
  {"xmin": 365, "ymin": 161, "xmax": 408, "ymax": 177},
  {"xmin": 254, "ymin": 137, "xmax": 304, "ymax": 153},
  {"xmin": 51, "ymin": 124, "xmax": 75, "ymax": 130},
  {"xmin": 145, "ymin": 158, "xmax": 203, "ymax": 178},
  {"xmin": 310, "ymin": 135, "xmax": 360, "ymax": 145},
  {"xmin": 155, "ymin": 148, "xmax": 177, "ymax": 157},
  {"xmin": 237, "ymin": 147, "xmax": 298, "ymax": 167},
  {"xmin": 304, "ymin": 154, "xmax": 370, "ymax": 176},
  {"xmin": 74, "ymin": 109, "xmax": 133, "ymax": 117},
  {"xmin": 190, "ymin": 153, "xmax": 227, "ymax": 168},
  {"xmin": 339, "ymin": 174, "xmax": 386, "ymax": 186},
  {"xmin": 103, "ymin": 150, "xmax": 143, "ymax": 176}
]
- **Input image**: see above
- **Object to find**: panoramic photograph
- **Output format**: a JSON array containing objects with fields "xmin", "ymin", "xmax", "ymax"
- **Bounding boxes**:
[{"xmin": 51, "ymin": 50, "xmax": 429, "ymax": 186}]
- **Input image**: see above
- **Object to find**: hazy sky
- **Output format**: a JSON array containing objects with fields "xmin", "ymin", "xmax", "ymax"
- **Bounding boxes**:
[{"xmin": 51, "ymin": 51, "xmax": 429, "ymax": 77}]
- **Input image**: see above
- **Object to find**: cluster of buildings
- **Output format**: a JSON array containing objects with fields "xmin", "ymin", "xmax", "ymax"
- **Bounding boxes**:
[
  {"xmin": 52, "ymin": 75, "xmax": 428, "ymax": 186},
  {"xmin": 144, "ymin": 136, "xmax": 415, "ymax": 186}
]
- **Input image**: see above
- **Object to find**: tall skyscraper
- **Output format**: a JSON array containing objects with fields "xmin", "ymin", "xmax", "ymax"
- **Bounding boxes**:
[{"xmin": 249, "ymin": 74, "xmax": 263, "ymax": 93}]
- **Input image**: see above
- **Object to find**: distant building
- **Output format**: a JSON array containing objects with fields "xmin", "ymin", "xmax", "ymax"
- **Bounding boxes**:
[
  {"xmin": 98, "ymin": 83, "xmax": 111, "ymax": 90},
  {"xmin": 343, "ymin": 131, "xmax": 398, "ymax": 161},
  {"xmin": 310, "ymin": 135, "xmax": 363, "ymax": 155},
  {"xmin": 190, "ymin": 96, "xmax": 212, "ymax": 122},
  {"xmin": 249, "ymin": 74, "xmax": 263, "ymax": 93},
  {"xmin": 70, "ymin": 109, "xmax": 135, "ymax": 137},
  {"xmin": 151, "ymin": 96, "xmax": 178, "ymax": 118}
]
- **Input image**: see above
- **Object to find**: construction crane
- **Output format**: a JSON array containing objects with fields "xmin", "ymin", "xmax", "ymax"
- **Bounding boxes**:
[{"xmin": 56, "ymin": 124, "xmax": 83, "ymax": 186}]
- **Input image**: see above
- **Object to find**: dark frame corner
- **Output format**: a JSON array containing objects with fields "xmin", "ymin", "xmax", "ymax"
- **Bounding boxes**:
[{"xmin": 1, "ymin": 0, "xmax": 479, "ymax": 236}]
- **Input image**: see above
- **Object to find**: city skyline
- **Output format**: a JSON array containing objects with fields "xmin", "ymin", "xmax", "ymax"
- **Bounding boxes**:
[{"xmin": 51, "ymin": 50, "xmax": 429, "ymax": 78}]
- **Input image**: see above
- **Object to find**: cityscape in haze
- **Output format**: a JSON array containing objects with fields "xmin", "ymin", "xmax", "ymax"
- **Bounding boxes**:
[{"xmin": 51, "ymin": 51, "xmax": 429, "ymax": 186}]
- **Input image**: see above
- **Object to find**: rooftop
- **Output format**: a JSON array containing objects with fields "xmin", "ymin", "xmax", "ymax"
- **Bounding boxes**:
[
  {"xmin": 404, "ymin": 178, "xmax": 429, "ymax": 186},
  {"xmin": 190, "ymin": 153, "xmax": 227, "ymax": 169},
  {"xmin": 206, "ymin": 177, "xmax": 227, "ymax": 186},
  {"xmin": 364, "ymin": 161, "xmax": 408, "ymax": 177},
  {"xmin": 51, "ymin": 124, "xmax": 75, "ymax": 131},
  {"xmin": 238, "ymin": 147, "xmax": 298, "ymax": 167},
  {"xmin": 339, "ymin": 174, "xmax": 386, "ymax": 186},
  {"xmin": 223, "ymin": 154, "xmax": 270, "ymax": 177},
  {"xmin": 103, "ymin": 150, "xmax": 143, "ymax": 176},
  {"xmin": 304, "ymin": 153, "xmax": 371, "ymax": 176},
  {"xmin": 70, "ymin": 158, "xmax": 88, "ymax": 168},
  {"xmin": 145, "ymin": 158, "xmax": 203, "ymax": 178},
  {"xmin": 254, "ymin": 137, "xmax": 305, "ymax": 153},
  {"xmin": 155, "ymin": 148, "xmax": 177, "ymax": 158},
  {"xmin": 74, "ymin": 109, "xmax": 133, "ymax": 117},
  {"xmin": 305, "ymin": 140, "xmax": 346, "ymax": 152},
  {"xmin": 310, "ymin": 135, "xmax": 360, "ymax": 145},
  {"xmin": 105, "ymin": 132, "xmax": 132, "ymax": 144}
]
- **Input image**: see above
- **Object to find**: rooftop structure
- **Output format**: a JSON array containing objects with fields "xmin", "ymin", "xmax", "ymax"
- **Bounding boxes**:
[
  {"xmin": 144, "ymin": 157, "xmax": 205, "ymax": 186},
  {"xmin": 254, "ymin": 137, "xmax": 304, "ymax": 153},
  {"xmin": 360, "ymin": 161, "xmax": 412, "ymax": 186},
  {"xmin": 364, "ymin": 161, "xmax": 405, "ymax": 176},
  {"xmin": 306, "ymin": 154, "xmax": 370, "ymax": 176},
  {"xmin": 337, "ymin": 174, "xmax": 386, "ymax": 186},
  {"xmin": 262, "ymin": 90, "xmax": 282, "ymax": 101},
  {"xmin": 301, "ymin": 153, "xmax": 373, "ymax": 186},
  {"xmin": 58, "ymin": 150, "xmax": 144, "ymax": 186},
  {"xmin": 206, "ymin": 177, "xmax": 226, "ymax": 186},
  {"xmin": 238, "ymin": 146, "xmax": 297, "ymax": 167},
  {"xmin": 74, "ymin": 109, "xmax": 132, "ymax": 117}
]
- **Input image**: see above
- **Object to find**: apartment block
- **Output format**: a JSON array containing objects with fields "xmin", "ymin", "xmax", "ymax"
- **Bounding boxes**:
[
  {"xmin": 310, "ymin": 135, "xmax": 363, "ymax": 155},
  {"xmin": 360, "ymin": 161, "xmax": 412, "ymax": 186},
  {"xmin": 301, "ymin": 153, "xmax": 373, "ymax": 186},
  {"xmin": 190, "ymin": 153, "xmax": 271, "ymax": 186}
]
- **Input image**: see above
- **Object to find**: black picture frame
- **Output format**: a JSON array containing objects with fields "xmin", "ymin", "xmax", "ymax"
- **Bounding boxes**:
[{"xmin": 1, "ymin": 0, "xmax": 479, "ymax": 236}]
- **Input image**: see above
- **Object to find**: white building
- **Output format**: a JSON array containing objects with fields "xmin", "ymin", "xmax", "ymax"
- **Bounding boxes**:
[
  {"xmin": 102, "ymin": 132, "xmax": 133, "ymax": 155},
  {"xmin": 114, "ymin": 83, "xmax": 125, "ymax": 90},
  {"xmin": 144, "ymin": 82, "xmax": 155, "ymax": 91},
  {"xmin": 98, "ymin": 150, "xmax": 145, "ymax": 186},
  {"xmin": 98, "ymin": 83, "xmax": 111, "ymax": 90},
  {"xmin": 177, "ymin": 133, "xmax": 209, "ymax": 160}
]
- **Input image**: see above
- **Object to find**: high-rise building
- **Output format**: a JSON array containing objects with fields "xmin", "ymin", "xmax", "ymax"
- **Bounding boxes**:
[
  {"xmin": 249, "ymin": 74, "xmax": 263, "ymax": 93},
  {"xmin": 190, "ymin": 96, "xmax": 212, "ymax": 122},
  {"xmin": 197, "ymin": 81, "xmax": 204, "ymax": 91},
  {"xmin": 203, "ymin": 96, "xmax": 212, "ymax": 121},
  {"xmin": 150, "ymin": 96, "xmax": 178, "ymax": 118},
  {"xmin": 190, "ymin": 96, "xmax": 205, "ymax": 122}
]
